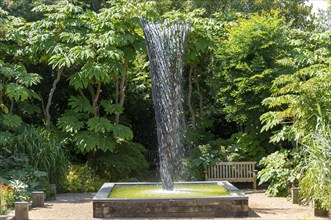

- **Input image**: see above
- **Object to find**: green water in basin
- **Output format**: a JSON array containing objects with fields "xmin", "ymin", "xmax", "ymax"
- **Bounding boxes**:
[{"xmin": 109, "ymin": 183, "xmax": 229, "ymax": 199}]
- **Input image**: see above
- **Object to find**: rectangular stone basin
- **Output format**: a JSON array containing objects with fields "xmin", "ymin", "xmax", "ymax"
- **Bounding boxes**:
[{"xmin": 93, "ymin": 181, "xmax": 248, "ymax": 218}]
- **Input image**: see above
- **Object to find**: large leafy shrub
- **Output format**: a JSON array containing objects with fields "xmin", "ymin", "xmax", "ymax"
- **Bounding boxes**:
[
  {"xmin": 62, "ymin": 164, "xmax": 106, "ymax": 192},
  {"xmin": 87, "ymin": 142, "xmax": 149, "ymax": 182},
  {"xmin": 8, "ymin": 127, "xmax": 69, "ymax": 184},
  {"xmin": 185, "ymin": 132, "xmax": 265, "ymax": 180},
  {"xmin": 257, "ymin": 149, "xmax": 301, "ymax": 196}
]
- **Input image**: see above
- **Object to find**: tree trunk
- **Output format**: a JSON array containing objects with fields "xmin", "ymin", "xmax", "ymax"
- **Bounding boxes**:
[
  {"xmin": 187, "ymin": 64, "xmax": 196, "ymax": 129},
  {"xmin": 45, "ymin": 67, "xmax": 63, "ymax": 130},
  {"xmin": 194, "ymin": 74, "xmax": 204, "ymax": 119},
  {"xmin": 115, "ymin": 60, "xmax": 128, "ymax": 124},
  {"xmin": 92, "ymin": 82, "xmax": 101, "ymax": 117}
]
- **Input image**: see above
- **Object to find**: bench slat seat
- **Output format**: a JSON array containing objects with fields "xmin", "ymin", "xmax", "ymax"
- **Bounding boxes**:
[{"xmin": 205, "ymin": 161, "xmax": 257, "ymax": 190}]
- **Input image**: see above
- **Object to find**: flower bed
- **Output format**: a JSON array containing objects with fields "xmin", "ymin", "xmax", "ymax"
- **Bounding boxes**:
[{"xmin": 0, "ymin": 183, "xmax": 14, "ymax": 215}]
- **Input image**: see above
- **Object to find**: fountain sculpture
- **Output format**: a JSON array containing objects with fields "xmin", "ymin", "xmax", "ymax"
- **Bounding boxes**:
[
  {"xmin": 140, "ymin": 18, "xmax": 190, "ymax": 190},
  {"xmin": 92, "ymin": 18, "xmax": 249, "ymax": 218}
]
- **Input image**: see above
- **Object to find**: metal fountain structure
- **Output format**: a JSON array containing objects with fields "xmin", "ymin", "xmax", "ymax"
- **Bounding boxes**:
[{"xmin": 141, "ymin": 17, "xmax": 190, "ymax": 191}]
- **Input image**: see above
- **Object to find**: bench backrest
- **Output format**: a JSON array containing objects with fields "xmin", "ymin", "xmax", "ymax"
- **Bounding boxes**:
[{"xmin": 205, "ymin": 161, "xmax": 256, "ymax": 180}]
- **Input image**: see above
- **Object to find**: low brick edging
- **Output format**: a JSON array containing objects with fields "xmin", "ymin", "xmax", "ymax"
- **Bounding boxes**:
[{"xmin": 93, "ymin": 181, "xmax": 249, "ymax": 218}]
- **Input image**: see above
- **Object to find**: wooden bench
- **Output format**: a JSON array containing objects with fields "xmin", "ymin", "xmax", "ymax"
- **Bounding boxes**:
[{"xmin": 205, "ymin": 161, "xmax": 257, "ymax": 190}]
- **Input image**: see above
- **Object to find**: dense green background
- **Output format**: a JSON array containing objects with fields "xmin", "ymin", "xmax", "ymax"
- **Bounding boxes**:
[{"xmin": 0, "ymin": 0, "xmax": 330, "ymax": 212}]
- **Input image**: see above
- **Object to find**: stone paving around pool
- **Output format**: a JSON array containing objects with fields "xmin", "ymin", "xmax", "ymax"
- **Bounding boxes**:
[{"xmin": 23, "ymin": 191, "xmax": 330, "ymax": 219}]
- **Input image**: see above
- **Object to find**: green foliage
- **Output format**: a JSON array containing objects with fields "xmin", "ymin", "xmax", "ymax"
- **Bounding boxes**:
[
  {"xmin": 185, "ymin": 132, "xmax": 266, "ymax": 180},
  {"xmin": 0, "ymin": 60, "xmax": 40, "ymax": 124},
  {"xmin": 252, "ymin": 0, "xmax": 313, "ymax": 30},
  {"xmin": 9, "ymin": 180, "xmax": 29, "ymax": 201},
  {"xmin": 0, "ymin": 0, "xmax": 56, "ymax": 21},
  {"xmin": 192, "ymin": 144, "xmax": 221, "ymax": 169},
  {"xmin": 0, "ymin": 183, "xmax": 14, "ymax": 214},
  {"xmin": 315, "ymin": 7, "xmax": 331, "ymax": 32},
  {"xmin": 72, "ymin": 131, "xmax": 116, "ymax": 152},
  {"xmin": 0, "ymin": 153, "xmax": 50, "ymax": 200},
  {"xmin": 0, "ymin": 9, "xmax": 42, "ymax": 130},
  {"xmin": 213, "ymin": 13, "xmax": 290, "ymax": 127},
  {"xmin": 8, "ymin": 127, "xmax": 69, "ymax": 184},
  {"xmin": 57, "ymin": 107, "xmax": 133, "ymax": 152},
  {"xmin": 299, "ymin": 118, "xmax": 331, "ymax": 211},
  {"xmin": 0, "ymin": 114, "xmax": 22, "ymax": 129},
  {"xmin": 62, "ymin": 164, "xmax": 106, "ymax": 193},
  {"xmin": 261, "ymin": 30, "xmax": 331, "ymax": 143},
  {"xmin": 28, "ymin": 0, "xmax": 154, "ymax": 153},
  {"xmin": 224, "ymin": 132, "xmax": 265, "ymax": 162},
  {"xmin": 257, "ymin": 149, "xmax": 301, "ymax": 196},
  {"xmin": 87, "ymin": 142, "xmax": 149, "ymax": 182},
  {"xmin": 184, "ymin": 144, "xmax": 220, "ymax": 180},
  {"xmin": 62, "ymin": 143, "xmax": 148, "ymax": 193},
  {"xmin": 260, "ymin": 29, "xmax": 331, "ymax": 204}
]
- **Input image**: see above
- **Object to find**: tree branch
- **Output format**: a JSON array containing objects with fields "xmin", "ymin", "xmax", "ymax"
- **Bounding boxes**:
[
  {"xmin": 45, "ymin": 67, "xmax": 63, "ymax": 130},
  {"xmin": 188, "ymin": 64, "xmax": 196, "ymax": 129}
]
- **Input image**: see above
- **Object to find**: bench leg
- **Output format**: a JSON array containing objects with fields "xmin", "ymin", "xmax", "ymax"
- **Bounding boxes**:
[{"xmin": 253, "ymin": 179, "xmax": 257, "ymax": 190}]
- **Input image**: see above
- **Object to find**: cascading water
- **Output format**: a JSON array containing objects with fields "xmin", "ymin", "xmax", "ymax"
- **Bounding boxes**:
[{"xmin": 141, "ymin": 18, "xmax": 190, "ymax": 190}]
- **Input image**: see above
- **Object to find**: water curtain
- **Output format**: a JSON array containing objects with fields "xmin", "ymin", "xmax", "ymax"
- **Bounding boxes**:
[{"xmin": 141, "ymin": 18, "xmax": 190, "ymax": 190}]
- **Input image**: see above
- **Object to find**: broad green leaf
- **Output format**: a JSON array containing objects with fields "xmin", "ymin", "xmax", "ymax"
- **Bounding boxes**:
[
  {"xmin": 68, "ymin": 96, "xmax": 94, "ymax": 113},
  {"xmin": 87, "ymin": 117, "xmax": 113, "ymax": 133},
  {"xmin": 5, "ymin": 83, "xmax": 30, "ymax": 102},
  {"xmin": 73, "ymin": 131, "xmax": 116, "ymax": 152},
  {"xmin": 0, "ymin": 113, "xmax": 22, "ymax": 129},
  {"xmin": 97, "ymin": 47, "xmax": 124, "ymax": 61},
  {"xmin": 112, "ymin": 124, "xmax": 133, "ymax": 140},
  {"xmin": 49, "ymin": 53, "xmax": 74, "ymax": 69},
  {"xmin": 69, "ymin": 46, "xmax": 96, "ymax": 61},
  {"xmin": 69, "ymin": 63, "xmax": 111, "ymax": 89},
  {"xmin": 68, "ymin": 72, "xmax": 90, "ymax": 89},
  {"xmin": 15, "ymin": 72, "xmax": 42, "ymax": 87},
  {"xmin": 57, "ymin": 113, "xmax": 84, "ymax": 133}
]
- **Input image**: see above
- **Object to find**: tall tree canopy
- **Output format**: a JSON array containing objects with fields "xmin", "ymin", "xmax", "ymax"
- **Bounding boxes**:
[{"xmin": 212, "ymin": 14, "xmax": 290, "ymax": 129}]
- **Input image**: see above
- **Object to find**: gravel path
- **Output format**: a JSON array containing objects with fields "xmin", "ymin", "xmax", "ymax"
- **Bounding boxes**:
[{"xmin": 25, "ymin": 191, "xmax": 330, "ymax": 220}]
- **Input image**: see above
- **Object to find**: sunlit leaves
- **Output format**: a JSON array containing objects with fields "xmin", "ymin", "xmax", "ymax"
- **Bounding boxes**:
[
  {"xmin": 57, "ymin": 113, "xmax": 84, "ymax": 133},
  {"xmin": 109, "ymin": 62, "xmax": 126, "ymax": 75},
  {"xmin": 261, "ymin": 30, "xmax": 331, "ymax": 143},
  {"xmin": 97, "ymin": 46, "xmax": 124, "ymax": 61},
  {"xmin": 26, "ymin": 0, "xmax": 156, "ymax": 154},
  {"xmin": 213, "ymin": 13, "xmax": 290, "ymax": 126},
  {"xmin": 69, "ymin": 46, "xmax": 96, "ymax": 61},
  {"xmin": 60, "ymin": 32, "xmax": 84, "ymax": 43},
  {"xmin": 49, "ymin": 53, "xmax": 75, "ymax": 69},
  {"xmin": 112, "ymin": 124, "xmax": 133, "ymax": 140},
  {"xmin": 5, "ymin": 83, "xmax": 30, "ymax": 102},
  {"xmin": 0, "ymin": 61, "xmax": 41, "ymax": 103},
  {"xmin": 69, "ymin": 63, "xmax": 111, "ymax": 89}
]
